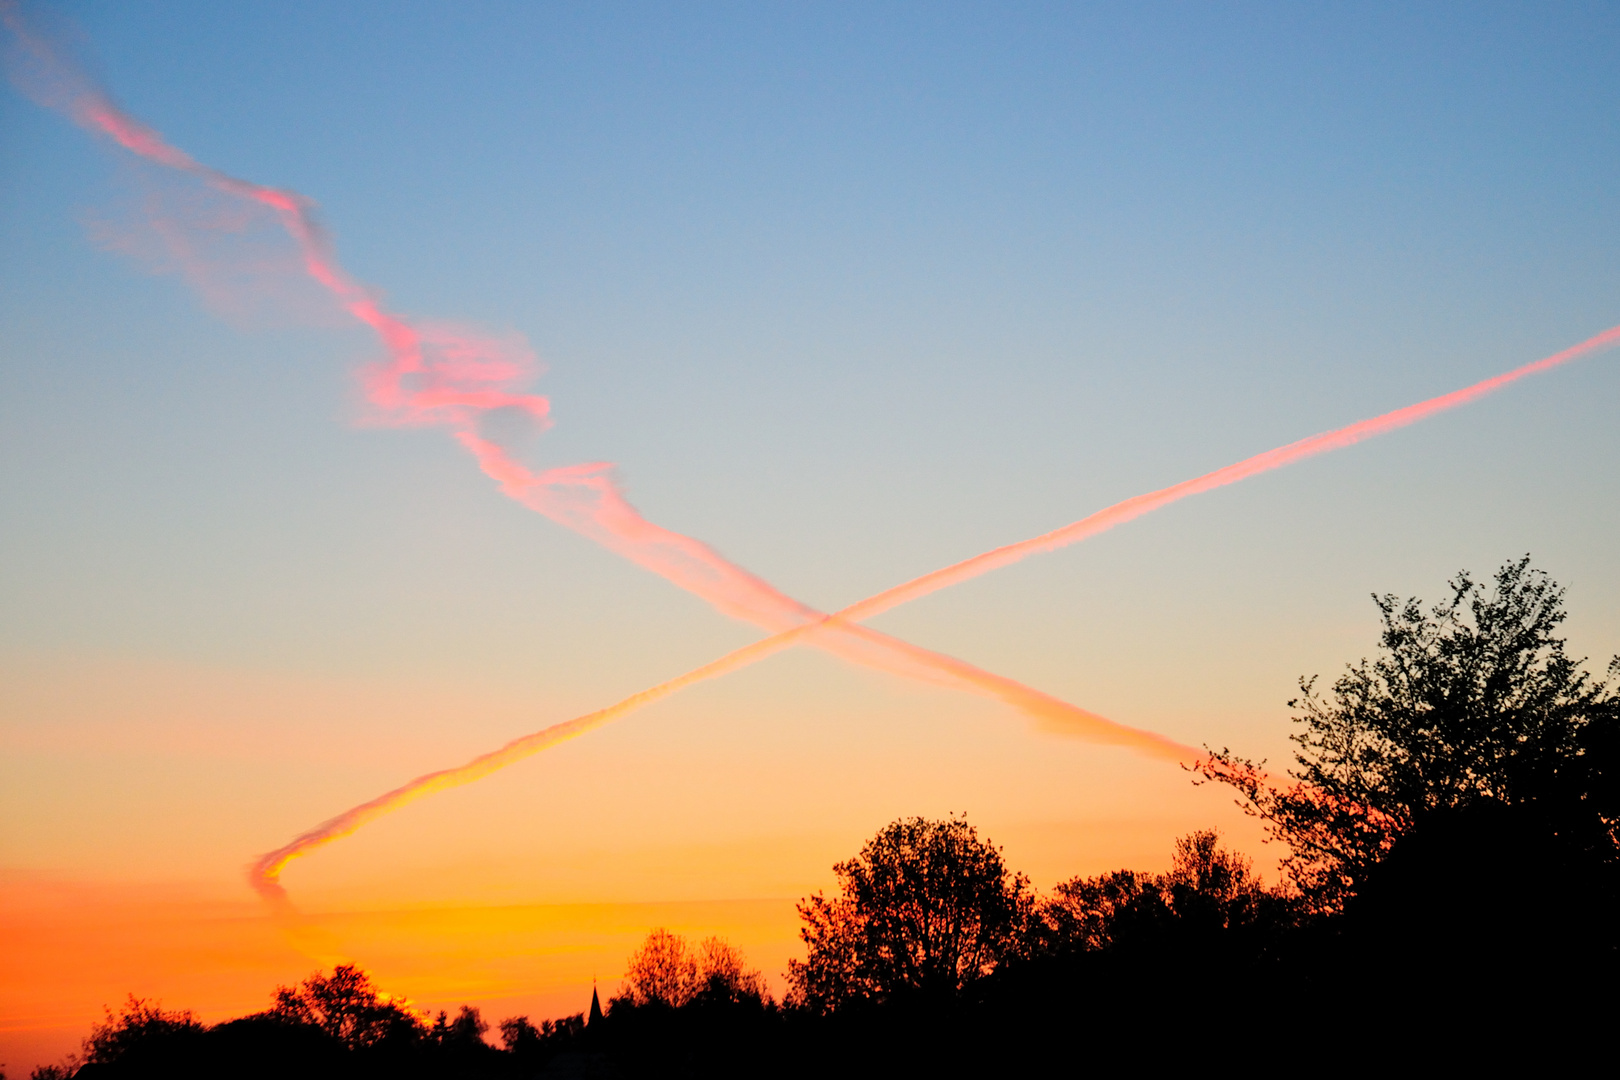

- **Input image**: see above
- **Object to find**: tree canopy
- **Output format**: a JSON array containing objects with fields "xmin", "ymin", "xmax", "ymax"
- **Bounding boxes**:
[
  {"xmin": 269, "ymin": 965, "xmax": 422, "ymax": 1051},
  {"xmin": 787, "ymin": 815, "xmax": 1033, "ymax": 1011},
  {"xmin": 1038, "ymin": 828, "xmax": 1282, "ymax": 957},
  {"xmin": 1199, "ymin": 556, "xmax": 1620, "ymax": 909},
  {"xmin": 620, "ymin": 930, "xmax": 766, "ymax": 1008},
  {"xmin": 33, "ymin": 556, "xmax": 1619, "ymax": 1076}
]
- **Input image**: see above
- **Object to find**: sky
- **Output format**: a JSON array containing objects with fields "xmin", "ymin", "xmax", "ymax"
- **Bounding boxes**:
[{"xmin": 4, "ymin": 0, "xmax": 1620, "ymax": 1069}]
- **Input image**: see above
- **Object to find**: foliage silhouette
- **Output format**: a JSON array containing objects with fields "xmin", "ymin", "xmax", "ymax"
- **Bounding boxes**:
[
  {"xmin": 621, "ymin": 928, "xmax": 697, "ymax": 1007},
  {"xmin": 59, "ymin": 968, "xmax": 522, "ymax": 1079},
  {"xmin": 82, "ymin": 997, "xmax": 205, "ymax": 1067},
  {"xmin": 1191, "ymin": 556, "xmax": 1620, "ymax": 1052},
  {"xmin": 33, "ymin": 557, "xmax": 1620, "ymax": 1075},
  {"xmin": 787, "ymin": 814, "xmax": 1034, "ymax": 1012},
  {"xmin": 269, "ymin": 964, "xmax": 423, "ymax": 1052},
  {"xmin": 1199, "ymin": 556, "xmax": 1620, "ymax": 910},
  {"xmin": 1036, "ymin": 827, "xmax": 1291, "ymax": 959},
  {"xmin": 618, "ymin": 929, "xmax": 768, "ymax": 1009},
  {"xmin": 595, "ymin": 929, "xmax": 776, "ymax": 1076}
]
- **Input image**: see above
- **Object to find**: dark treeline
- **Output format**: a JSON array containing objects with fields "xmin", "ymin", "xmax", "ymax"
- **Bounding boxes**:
[{"xmin": 25, "ymin": 559, "xmax": 1619, "ymax": 1077}]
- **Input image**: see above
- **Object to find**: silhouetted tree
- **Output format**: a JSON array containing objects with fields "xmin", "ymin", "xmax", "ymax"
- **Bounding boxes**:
[
  {"xmin": 422, "ymin": 1004, "xmax": 497, "ymax": 1074},
  {"xmin": 49, "ymin": 967, "xmax": 580, "ymax": 1079},
  {"xmin": 1199, "ymin": 556, "xmax": 1620, "ymax": 910},
  {"xmin": 541, "ymin": 1014, "xmax": 587, "ymax": 1040},
  {"xmin": 495, "ymin": 1012, "xmax": 591, "ymax": 1074},
  {"xmin": 598, "ymin": 932, "xmax": 780, "ymax": 1077},
  {"xmin": 1039, "ymin": 868, "xmax": 1158, "ymax": 953},
  {"xmin": 1039, "ymin": 828, "xmax": 1280, "ymax": 956},
  {"xmin": 268, "ymin": 964, "xmax": 426, "ymax": 1052},
  {"xmin": 71, "ymin": 996, "xmax": 206, "ymax": 1073},
  {"xmin": 496, "ymin": 1015, "xmax": 541, "ymax": 1055},
  {"xmin": 691, "ymin": 937, "xmax": 768, "ymax": 1005},
  {"xmin": 622, "ymin": 928, "xmax": 699, "ymax": 1007},
  {"xmin": 1160, "ymin": 828, "xmax": 1279, "ymax": 936},
  {"xmin": 619, "ymin": 929, "xmax": 768, "ymax": 1008},
  {"xmin": 787, "ymin": 815, "xmax": 1033, "ymax": 1011},
  {"xmin": 427, "ymin": 1004, "xmax": 486, "ymax": 1046}
]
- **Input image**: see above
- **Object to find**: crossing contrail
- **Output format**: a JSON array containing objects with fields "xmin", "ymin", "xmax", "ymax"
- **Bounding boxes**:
[
  {"xmin": 0, "ymin": 2, "xmax": 1137, "ymax": 690},
  {"xmin": 248, "ymin": 611, "xmax": 1197, "ymax": 901},
  {"xmin": 1, "ymin": 3, "xmax": 1206, "ymax": 905},
  {"xmin": 826, "ymin": 325, "xmax": 1620, "ymax": 625},
  {"xmin": 249, "ymin": 317, "xmax": 1619, "ymax": 899},
  {"xmin": 7, "ymin": 1, "xmax": 1613, "ymax": 906}
]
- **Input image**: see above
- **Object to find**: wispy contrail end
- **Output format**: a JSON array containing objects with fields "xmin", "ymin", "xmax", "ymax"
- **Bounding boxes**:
[{"xmin": 3, "ymin": 0, "xmax": 550, "ymax": 430}]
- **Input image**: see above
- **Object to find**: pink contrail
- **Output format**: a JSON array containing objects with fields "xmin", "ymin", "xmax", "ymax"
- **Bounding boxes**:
[
  {"xmin": 4, "ymin": 5, "xmax": 909, "ymax": 648},
  {"xmin": 250, "ymin": 317, "xmax": 1617, "ymax": 897},
  {"xmin": 2, "ymin": 6, "xmax": 1208, "ymax": 900},
  {"xmin": 251, "ymin": 424, "xmax": 1202, "ymax": 899},
  {"xmin": 4, "ymin": 2, "xmax": 548, "ymax": 428},
  {"xmin": 10, "ymin": 9, "xmax": 1196, "ymax": 736},
  {"xmin": 249, "ymin": 596, "xmax": 1190, "ymax": 901},
  {"xmin": 10, "ymin": 5, "xmax": 1614, "ymax": 899},
  {"xmin": 2, "ymin": 9, "xmax": 842, "ymax": 637},
  {"xmin": 828, "ymin": 324, "xmax": 1620, "ymax": 625}
]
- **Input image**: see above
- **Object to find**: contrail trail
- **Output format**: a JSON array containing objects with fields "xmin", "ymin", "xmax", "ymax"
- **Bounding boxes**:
[
  {"xmin": 249, "ymin": 316, "xmax": 1619, "ymax": 899},
  {"xmin": 828, "ymin": 325, "xmax": 1620, "ymax": 624},
  {"xmin": 1, "ymin": 4, "xmax": 1206, "ymax": 901},
  {"xmin": 249, "ymin": 614, "xmax": 1193, "ymax": 901},
  {"xmin": 9, "ymin": 4, "xmax": 1614, "ymax": 900},
  {"xmin": 0, "ymin": 7, "xmax": 1125, "ymax": 687},
  {"xmin": 1, "ymin": 2, "xmax": 1105, "ymax": 683}
]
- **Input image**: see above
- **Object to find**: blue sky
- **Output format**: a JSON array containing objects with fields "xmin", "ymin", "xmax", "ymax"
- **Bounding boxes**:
[
  {"xmin": 5, "ymin": 4, "xmax": 1620, "ymax": 1066},
  {"xmin": 3, "ymin": 0, "xmax": 1619, "ymax": 946}
]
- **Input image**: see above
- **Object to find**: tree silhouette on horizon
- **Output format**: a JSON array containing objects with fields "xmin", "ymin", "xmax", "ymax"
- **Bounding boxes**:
[
  {"xmin": 1198, "ymin": 555, "xmax": 1620, "ymax": 910},
  {"xmin": 787, "ymin": 814, "xmax": 1034, "ymax": 1012},
  {"xmin": 29, "ymin": 555, "xmax": 1619, "ymax": 1076}
]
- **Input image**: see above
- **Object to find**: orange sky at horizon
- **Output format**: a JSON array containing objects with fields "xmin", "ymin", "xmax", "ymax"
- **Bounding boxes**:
[
  {"xmin": 10, "ymin": 4, "xmax": 1620, "ymax": 1077},
  {"xmin": 1, "ymin": 649, "xmax": 1280, "ymax": 1072},
  {"xmin": 0, "ymin": 877, "xmax": 803, "ymax": 1073}
]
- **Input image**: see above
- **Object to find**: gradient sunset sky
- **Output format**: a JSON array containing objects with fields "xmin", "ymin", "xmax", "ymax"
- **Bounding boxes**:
[{"xmin": 4, "ymin": 1, "xmax": 1620, "ymax": 1071}]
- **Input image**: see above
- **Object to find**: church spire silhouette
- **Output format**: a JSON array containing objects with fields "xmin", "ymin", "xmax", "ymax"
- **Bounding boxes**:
[{"xmin": 588, "ymin": 978, "xmax": 603, "ymax": 1026}]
